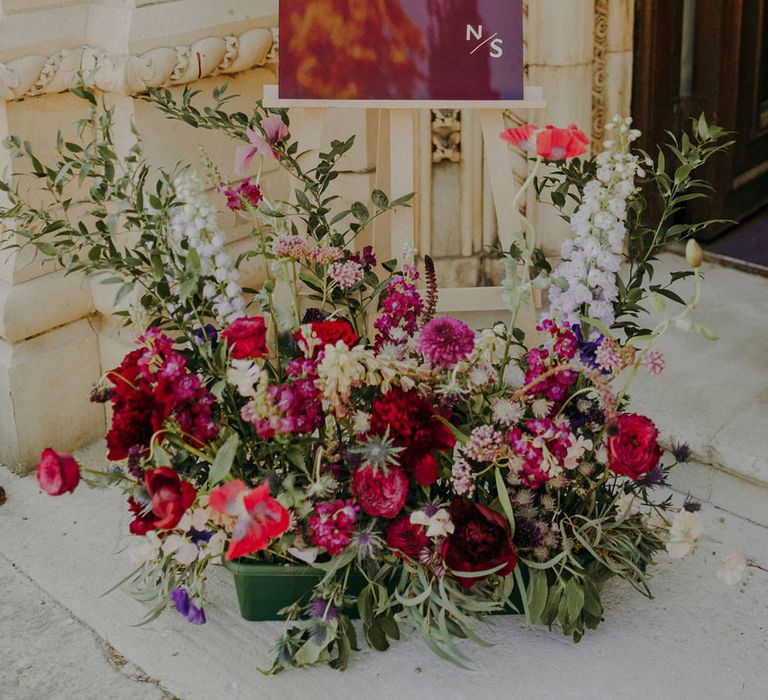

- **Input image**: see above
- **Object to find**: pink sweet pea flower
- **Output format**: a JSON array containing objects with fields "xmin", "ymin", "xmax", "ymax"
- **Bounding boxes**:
[
  {"xmin": 234, "ymin": 115, "xmax": 289, "ymax": 174},
  {"xmin": 209, "ymin": 480, "xmax": 290, "ymax": 560}
]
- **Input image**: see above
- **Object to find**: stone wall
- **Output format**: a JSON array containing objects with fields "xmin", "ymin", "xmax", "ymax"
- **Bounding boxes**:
[{"xmin": 0, "ymin": 0, "xmax": 635, "ymax": 472}]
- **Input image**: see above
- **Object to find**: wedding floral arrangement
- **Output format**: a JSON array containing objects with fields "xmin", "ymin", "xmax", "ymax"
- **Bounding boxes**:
[{"xmin": 0, "ymin": 85, "xmax": 728, "ymax": 671}]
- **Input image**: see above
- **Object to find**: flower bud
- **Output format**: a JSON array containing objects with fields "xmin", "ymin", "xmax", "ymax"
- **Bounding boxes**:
[{"xmin": 685, "ymin": 239, "xmax": 703, "ymax": 268}]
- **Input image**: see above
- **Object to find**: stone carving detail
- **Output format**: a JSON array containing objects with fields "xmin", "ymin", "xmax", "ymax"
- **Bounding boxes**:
[
  {"xmin": 592, "ymin": 0, "xmax": 609, "ymax": 150},
  {"xmin": 0, "ymin": 27, "xmax": 274, "ymax": 102},
  {"xmin": 432, "ymin": 109, "xmax": 462, "ymax": 164}
]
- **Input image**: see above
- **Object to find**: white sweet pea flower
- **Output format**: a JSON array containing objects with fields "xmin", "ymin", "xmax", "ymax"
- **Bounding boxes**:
[
  {"xmin": 564, "ymin": 436, "xmax": 593, "ymax": 470},
  {"xmin": 127, "ymin": 532, "xmax": 161, "ymax": 565},
  {"xmin": 162, "ymin": 534, "xmax": 199, "ymax": 565},
  {"xmin": 411, "ymin": 508, "xmax": 455, "ymax": 538},
  {"xmin": 227, "ymin": 359, "xmax": 263, "ymax": 398},
  {"xmin": 666, "ymin": 509, "xmax": 703, "ymax": 559},
  {"xmin": 717, "ymin": 554, "xmax": 748, "ymax": 586}
]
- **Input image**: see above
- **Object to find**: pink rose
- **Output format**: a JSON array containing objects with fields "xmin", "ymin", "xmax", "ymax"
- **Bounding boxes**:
[
  {"xmin": 607, "ymin": 413, "xmax": 662, "ymax": 479},
  {"xmin": 352, "ymin": 465, "xmax": 408, "ymax": 519},
  {"xmin": 36, "ymin": 449, "xmax": 80, "ymax": 496}
]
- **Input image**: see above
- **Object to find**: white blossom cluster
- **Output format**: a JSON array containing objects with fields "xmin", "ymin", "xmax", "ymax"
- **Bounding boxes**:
[
  {"xmin": 548, "ymin": 116, "xmax": 644, "ymax": 327},
  {"xmin": 170, "ymin": 172, "xmax": 246, "ymax": 324}
]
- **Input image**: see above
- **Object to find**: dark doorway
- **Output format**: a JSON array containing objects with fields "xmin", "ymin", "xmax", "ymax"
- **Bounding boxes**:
[{"xmin": 633, "ymin": 0, "xmax": 768, "ymax": 252}]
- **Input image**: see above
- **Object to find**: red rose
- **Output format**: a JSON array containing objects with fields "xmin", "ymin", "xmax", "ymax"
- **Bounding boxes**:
[
  {"xmin": 352, "ymin": 464, "xmax": 408, "ymax": 518},
  {"xmin": 607, "ymin": 413, "xmax": 662, "ymax": 479},
  {"xmin": 36, "ymin": 449, "xmax": 80, "ymax": 496},
  {"xmin": 296, "ymin": 319, "xmax": 359, "ymax": 356},
  {"xmin": 386, "ymin": 516, "xmax": 429, "ymax": 559},
  {"xmin": 368, "ymin": 388, "xmax": 455, "ymax": 486},
  {"xmin": 128, "ymin": 467, "xmax": 196, "ymax": 535},
  {"xmin": 535, "ymin": 124, "xmax": 589, "ymax": 160},
  {"xmin": 441, "ymin": 498, "xmax": 517, "ymax": 589},
  {"xmin": 221, "ymin": 316, "xmax": 268, "ymax": 360}
]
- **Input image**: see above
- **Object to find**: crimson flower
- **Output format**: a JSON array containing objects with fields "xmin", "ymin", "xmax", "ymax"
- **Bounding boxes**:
[
  {"xmin": 386, "ymin": 517, "xmax": 429, "ymax": 559},
  {"xmin": 352, "ymin": 465, "xmax": 408, "ymax": 519},
  {"xmin": 129, "ymin": 467, "xmax": 196, "ymax": 535},
  {"xmin": 607, "ymin": 413, "xmax": 662, "ymax": 479},
  {"xmin": 36, "ymin": 449, "xmax": 80, "ymax": 496},
  {"xmin": 221, "ymin": 316, "xmax": 268, "ymax": 360},
  {"xmin": 295, "ymin": 319, "xmax": 359, "ymax": 357},
  {"xmin": 441, "ymin": 498, "xmax": 517, "ymax": 589},
  {"xmin": 209, "ymin": 480, "xmax": 290, "ymax": 560},
  {"xmin": 368, "ymin": 388, "xmax": 455, "ymax": 485}
]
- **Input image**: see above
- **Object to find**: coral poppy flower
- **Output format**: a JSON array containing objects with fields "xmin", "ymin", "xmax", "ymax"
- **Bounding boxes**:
[
  {"xmin": 500, "ymin": 123, "xmax": 589, "ymax": 160},
  {"xmin": 500, "ymin": 124, "xmax": 537, "ymax": 152},
  {"xmin": 209, "ymin": 480, "xmax": 290, "ymax": 560},
  {"xmin": 536, "ymin": 124, "xmax": 590, "ymax": 160}
]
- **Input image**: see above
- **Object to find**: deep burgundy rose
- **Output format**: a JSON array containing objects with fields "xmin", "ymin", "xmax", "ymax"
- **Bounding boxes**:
[
  {"xmin": 607, "ymin": 413, "xmax": 662, "ymax": 480},
  {"xmin": 352, "ymin": 465, "xmax": 408, "ymax": 518},
  {"xmin": 106, "ymin": 386, "xmax": 171, "ymax": 461},
  {"xmin": 441, "ymin": 498, "xmax": 517, "ymax": 589},
  {"xmin": 296, "ymin": 319, "xmax": 359, "ymax": 356},
  {"xmin": 221, "ymin": 316, "xmax": 268, "ymax": 360},
  {"xmin": 36, "ymin": 449, "xmax": 80, "ymax": 496},
  {"xmin": 386, "ymin": 517, "xmax": 429, "ymax": 559},
  {"xmin": 368, "ymin": 388, "xmax": 455, "ymax": 486},
  {"xmin": 129, "ymin": 467, "xmax": 196, "ymax": 535}
]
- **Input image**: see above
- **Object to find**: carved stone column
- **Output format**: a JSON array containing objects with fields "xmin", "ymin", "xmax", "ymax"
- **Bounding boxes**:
[{"xmin": 0, "ymin": 0, "xmax": 280, "ymax": 472}]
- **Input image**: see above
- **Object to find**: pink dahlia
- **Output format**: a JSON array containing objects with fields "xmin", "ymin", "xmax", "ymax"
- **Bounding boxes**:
[{"xmin": 418, "ymin": 317, "xmax": 475, "ymax": 368}]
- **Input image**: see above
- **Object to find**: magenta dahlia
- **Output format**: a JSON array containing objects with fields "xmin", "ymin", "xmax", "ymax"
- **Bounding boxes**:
[{"xmin": 418, "ymin": 317, "xmax": 475, "ymax": 368}]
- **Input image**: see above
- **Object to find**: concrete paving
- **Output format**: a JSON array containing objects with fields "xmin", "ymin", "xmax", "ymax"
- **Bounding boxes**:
[
  {"xmin": 1, "ymin": 453, "xmax": 767, "ymax": 700},
  {"xmin": 629, "ymin": 253, "xmax": 768, "ymax": 525}
]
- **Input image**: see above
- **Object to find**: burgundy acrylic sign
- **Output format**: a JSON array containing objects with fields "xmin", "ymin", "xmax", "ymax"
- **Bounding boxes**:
[{"xmin": 278, "ymin": 0, "xmax": 524, "ymax": 101}]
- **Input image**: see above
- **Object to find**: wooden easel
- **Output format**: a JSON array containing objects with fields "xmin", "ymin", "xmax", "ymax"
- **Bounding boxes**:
[{"xmin": 263, "ymin": 85, "xmax": 546, "ymax": 330}]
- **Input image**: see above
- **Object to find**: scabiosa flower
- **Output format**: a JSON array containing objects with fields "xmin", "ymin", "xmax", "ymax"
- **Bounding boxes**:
[
  {"xmin": 418, "ymin": 317, "xmax": 475, "ymax": 368},
  {"xmin": 328, "ymin": 260, "xmax": 364, "ymax": 290},
  {"xmin": 308, "ymin": 499, "xmax": 359, "ymax": 555},
  {"xmin": 492, "ymin": 397, "xmax": 524, "ymax": 427}
]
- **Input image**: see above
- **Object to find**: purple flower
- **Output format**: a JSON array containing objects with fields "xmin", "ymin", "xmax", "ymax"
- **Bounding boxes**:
[
  {"xmin": 187, "ymin": 528, "xmax": 212, "ymax": 547},
  {"xmin": 171, "ymin": 587, "xmax": 206, "ymax": 625},
  {"xmin": 193, "ymin": 324, "xmax": 218, "ymax": 347},
  {"xmin": 307, "ymin": 597, "xmax": 338, "ymax": 620},
  {"xmin": 223, "ymin": 178, "xmax": 263, "ymax": 211},
  {"xmin": 672, "ymin": 441, "xmax": 693, "ymax": 463},
  {"xmin": 418, "ymin": 317, "xmax": 475, "ymax": 368},
  {"xmin": 637, "ymin": 462, "xmax": 665, "ymax": 487},
  {"xmin": 573, "ymin": 324, "xmax": 603, "ymax": 370}
]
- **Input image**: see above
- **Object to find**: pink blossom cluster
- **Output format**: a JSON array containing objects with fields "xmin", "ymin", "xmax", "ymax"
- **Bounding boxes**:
[
  {"xmin": 328, "ymin": 260, "xmax": 365, "ymax": 290},
  {"xmin": 136, "ymin": 329, "xmax": 219, "ymax": 446},
  {"xmin": 374, "ymin": 276, "xmax": 424, "ymax": 350},
  {"xmin": 308, "ymin": 499, "xmax": 359, "ymax": 555},
  {"xmin": 643, "ymin": 350, "xmax": 665, "ymax": 376},
  {"xmin": 306, "ymin": 247, "xmax": 344, "ymax": 265},
  {"xmin": 451, "ymin": 456, "xmax": 475, "ymax": 496},
  {"xmin": 242, "ymin": 378, "xmax": 323, "ymax": 439},
  {"xmin": 595, "ymin": 337, "xmax": 623, "ymax": 373},
  {"xmin": 273, "ymin": 235, "xmax": 309, "ymax": 260},
  {"xmin": 525, "ymin": 347, "xmax": 578, "ymax": 402},
  {"xmin": 224, "ymin": 179, "xmax": 263, "ymax": 211},
  {"xmin": 508, "ymin": 418, "xmax": 574, "ymax": 489},
  {"xmin": 464, "ymin": 425, "xmax": 505, "ymax": 462}
]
